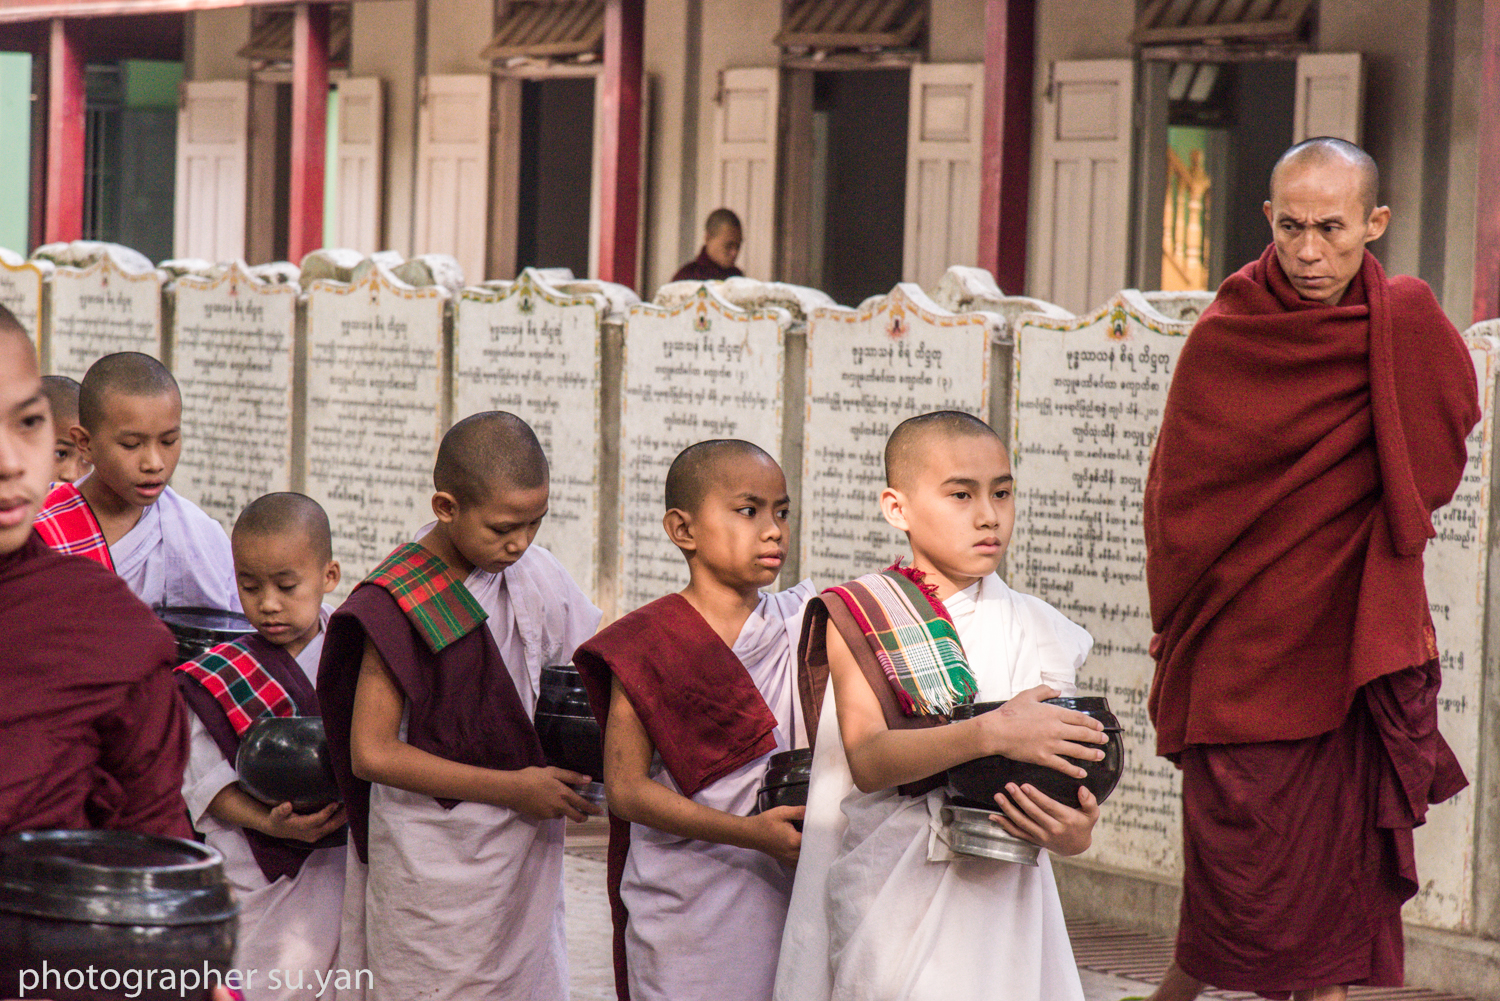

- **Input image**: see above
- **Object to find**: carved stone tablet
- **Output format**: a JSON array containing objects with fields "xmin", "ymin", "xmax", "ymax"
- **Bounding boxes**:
[
  {"xmin": 49, "ymin": 252, "xmax": 163, "ymax": 379},
  {"xmin": 1009, "ymin": 292, "xmax": 1192, "ymax": 877},
  {"xmin": 170, "ymin": 263, "xmax": 298, "ymax": 532},
  {"xmin": 454, "ymin": 269, "xmax": 605, "ymax": 598},
  {"xmin": 0, "ymin": 255, "xmax": 45, "ymax": 347},
  {"xmin": 305, "ymin": 267, "xmax": 448, "ymax": 596},
  {"xmin": 800, "ymin": 284, "xmax": 993, "ymax": 586},
  {"xmin": 619, "ymin": 285, "xmax": 787, "ymax": 612}
]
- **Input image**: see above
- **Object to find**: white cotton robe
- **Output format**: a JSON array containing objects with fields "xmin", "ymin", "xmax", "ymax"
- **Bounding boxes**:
[
  {"xmin": 112, "ymin": 485, "xmax": 240, "ymax": 611},
  {"xmin": 621, "ymin": 581, "xmax": 816, "ymax": 1001},
  {"xmin": 181, "ymin": 606, "xmax": 345, "ymax": 1000},
  {"xmin": 774, "ymin": 573, "xmax": 1092, "ymax": 1001},
  {"xmin": 336, "ymin": 544, "xmax": 602, "ymax": 1001}
]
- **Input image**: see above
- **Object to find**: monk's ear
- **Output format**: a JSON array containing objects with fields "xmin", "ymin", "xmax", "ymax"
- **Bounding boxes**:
[
  {"xmin": 1364, "ymin": 205, "xmax": 1391, "ymax": 243},
  {"xmin": 323, "ymin": 560, "xmax": 341, "ymax": 595},
  {"xmin": 880, "ymin": 486, "xmax": 910, "ymax": 533},
  {"xmin": 663, "ymin": 507, "xmax": 696, "ymax": 553},
  {"xmin": 431, "ymin": 490, "xmax": 460, "ymax": 524},
  {"xmin": 1262, "ymin": 200, "xmax": 1274, "ymax": 228},
  {"xmin": 69, "ymin": 423, "xmax": 91, "ymax": 461}
]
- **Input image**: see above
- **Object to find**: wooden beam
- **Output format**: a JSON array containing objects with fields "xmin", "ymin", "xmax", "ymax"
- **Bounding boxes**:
[
  {"xmin": 977, "ymin": 0, "xmax": 1034, "ymax": 294},
  {"xmin": 44, "ymin": 17, "xmax": 85, "ymax": 244},
  {"xmin": 1475, "ymin": 0, "xmax": 1500, "ymax": 322},
  {"xmin": 287, "ymin": 1, "xmax": 329, "ymax": 265},
  {"xmin": 596, "ymin": 0, "xmax": 643, "ymax": 289}
]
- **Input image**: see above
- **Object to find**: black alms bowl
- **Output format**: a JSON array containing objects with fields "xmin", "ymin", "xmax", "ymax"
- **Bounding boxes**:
[
  {"xmin": 535, "ymin": 666, "xmax": 604, "ymax": 778},
  {"xmin": 948, "ymin": 696, "xmax": 1125, "ymax": 811},
  {"xmin": 0, "ymin": 830, "xmax": 237, "ymax": 1001},
  {"xmin": 235, "ymin": 716, "xmax": 341, "ymax": 812},
  {"xmin": 156, "ymin": 606, "xmax": 254, "ymax": 664},
  {"xmin": 756, "ymin": 748, "xmax": 813, "ymax": 830}
]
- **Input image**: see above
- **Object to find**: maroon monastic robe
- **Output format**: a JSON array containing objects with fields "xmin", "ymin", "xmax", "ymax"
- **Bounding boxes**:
[
  {"xmin": 1144, "ymin": 247, "xmax": 1479, "ymax": 994},
  {"xmin": 574, "ymin": 594, "xmax": 782, "ymax": 1001},
  {"xmin": 0, "ymin": 531, "xmax": 191, "ymax": 838},
  {"xmin": 670, "ymin": 248, "xmax": 743, "ymax": 283}
]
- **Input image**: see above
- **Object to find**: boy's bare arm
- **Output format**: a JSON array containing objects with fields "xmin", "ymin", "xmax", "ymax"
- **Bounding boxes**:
[
  {"xmin": 349, "ymin": 637, "xmax": 599, "ymax": 822},
  {"xmin": 827, "ymin": 622, "xmax": 1108, "ymax": 794},
  {"xmin": 603, "ymin": 677, "xmax": 803, "ymax": 866},
  {"xmin": 205, "ymin": 784, "xmax": 346, "ymax": 844}
]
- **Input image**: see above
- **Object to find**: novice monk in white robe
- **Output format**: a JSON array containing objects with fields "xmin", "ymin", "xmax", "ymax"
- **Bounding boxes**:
[
  {"xmin": 776, "ymin": 411, "xmax": 1108, "ymax": 1001},
  {"xmin": 575, "ymin": 440, "xmax": 813, "ymax": 1001},
  {"xmin": 177, "ymin": 494, "xmax": 349, "ymax": 1000},
  {"xmin": 319, "ymin": 413, "xmax": 602, "ymax": 1001}
]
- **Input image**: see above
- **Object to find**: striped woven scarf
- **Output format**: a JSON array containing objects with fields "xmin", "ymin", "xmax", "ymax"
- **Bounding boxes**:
[
  {"xmin": 175, "ymin": 637, "xmax": 295, "ymax": 736},
  {"xmin": 363, "ymin": 542, "xmax": 487, "ymax": 653},
  {"xmin": 823, "ymin": 567, "xmax": 977, "ymax": 716},
  {"xmin": 33, "ymin": 482, "xmax": 113, "ymax": 570}
]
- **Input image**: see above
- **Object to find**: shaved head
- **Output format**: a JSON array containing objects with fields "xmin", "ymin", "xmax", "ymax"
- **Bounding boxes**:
[
  {"xmin": 885, "ymin": 411, "xmax": 1002, "ymax": 489},
  {"xmin": 665, "ymin": 439, "xmax": 774, "ymax": 513},
  {"xmin": 234, "ymin": 492, "xmax": 333, "ymax": 563},
  {"xmin": 1271, "ymin": 137, "xmax": 1380, "ymax": 216},
  {"xmin": 705, "ymin": 208, "xmax": 742, "ymax": 236},
  {"xmin": 40, "ymin": 375, "xmax": 81, "ymax": 427},
  {"xmin": 434, "ymin": 411, "xmax": 549, "ymax": 507},
  {"xmin": 78, "ymin": 352, "xmax": 179, "ymax": 432}
]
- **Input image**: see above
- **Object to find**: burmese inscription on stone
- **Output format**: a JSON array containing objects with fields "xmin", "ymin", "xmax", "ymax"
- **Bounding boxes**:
[
  {"xmin": 619, "ymin": 286, "xmax": 786, "ymax": 612},
  {"xmin": 306, "ymin": 269, "xmax": 447, "ymax": 595},
  {"xmin": 801, "ymin": 284, "xmax": 993, "ymax": 586},
  {"xmin": 1009, "ymin": 293, "xmax": 1190, "ymax": 876},
  {"xmin": 454, "ymin": 269, "xmax": 605, "ymax": 596},
  {"xmin": 171, "ymin": 264, "xmax": 298, "ymax": 532},
  {"xmin": 1403, "ymin": 333, "xmax": 1497, "ymax": 930},
  {"xmin": 0, "ymin": 258, "xmax": 44, "ymax": 343},
  {"xmin": 50, "ymin": 254, "xmax": 162, "ymax": 379}
]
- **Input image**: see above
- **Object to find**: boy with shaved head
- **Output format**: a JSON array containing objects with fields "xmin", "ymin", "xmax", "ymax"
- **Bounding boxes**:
[
  {"xmin": 39, "ymin": 374, "xmax": 89, "ymax": 484},
  {"xmin": 776, "ymin": 411, "xmax": 1107, "ymax": 1001},
  {"xmin": 33, "ymin": 350, "xmax": 237, "ymax": 610},
  {"xmin": 0, "ymin": 305, "xmax": 189, "ymax": 847},
  {"xmin": 318, "ymin": 411, "xmax": 602, "ymax": 1001},
  {"xmin": 574, "ymin": 439, "xmax": 812, "ymax": 1001},
  {"xmin": 670, "ymin": 208, "xmax": 745, "ymax": 282},
  {"xmin": 176, "ymin": 492, "xmax": 346, "ymax": 1000}
]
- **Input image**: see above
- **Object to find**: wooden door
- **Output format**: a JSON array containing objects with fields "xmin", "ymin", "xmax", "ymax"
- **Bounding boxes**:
[
  {"xmin": 1294, "ymin": 53, "xmax": 1364, "ymax": 144},
  {"xmin": 903, "ymin": 63, "xmax": 984, "ymax": 291},
  {"xmin": 333, "ymin": 77, "xmax": 384, "ymax": 253},
  {"xmin": 1031, "ymin": 59, "xmax": 1134, "ymax": 314},
  {"xmin": 710, "ymin": 67, "xmax": 778, "ymax": 281},
  {"xmin": 415, "ymin": 74, "xmax": 491, "ymax": 284},
  {"xmin": 174, "ymin": 80, "xmax": 249, "ymax": 262}
]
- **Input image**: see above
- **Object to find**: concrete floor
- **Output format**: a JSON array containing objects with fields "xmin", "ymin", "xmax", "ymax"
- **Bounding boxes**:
[{"xmin": 561, "ymin": 848, "xmax": 1157, "ymax": 1000}]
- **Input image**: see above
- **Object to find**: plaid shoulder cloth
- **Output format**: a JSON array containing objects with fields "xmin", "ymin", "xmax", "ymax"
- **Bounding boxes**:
[
  {"xmin": 822, "ymin": 564, "xmax": 977, "ymax": 716},
  {"xmin": 176, "ymin": 637, "xmax": 296, "ymax": 736},
  {"xmin": 363, "ymin": 542, "xmax": 487, "ymax": 654},
  {"xmin": 33, "ymin": 482, "xmax": 113, "ymax": 570}
]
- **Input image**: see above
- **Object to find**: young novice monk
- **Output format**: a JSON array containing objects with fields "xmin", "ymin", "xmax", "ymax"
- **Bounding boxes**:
[
  {"xmin": 775, "ymin": 411, "xmax": 1109, "ymax": 1001},
  {"xmin": 318, "ymin": 411, "xmax": 603, "ymax": 1001},
  {"xmin": 33, "ymin": 351, "xmax": 237, "ymax": 610},
  {"xmin": 176, "ymin": 492, "xmax": 347, "ymax": 1000},
  {"xmin": 575, "ymin": 439, "xmax": 813, "ymax": 1001},
  {"xmin": 39, "ymin": 374, "xmax": 90, "ymax": 484}
]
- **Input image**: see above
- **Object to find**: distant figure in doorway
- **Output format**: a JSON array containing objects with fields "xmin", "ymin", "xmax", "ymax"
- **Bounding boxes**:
[{"xmin": 672, "ymin": 208, "xmax": 744, "ymax": 282}]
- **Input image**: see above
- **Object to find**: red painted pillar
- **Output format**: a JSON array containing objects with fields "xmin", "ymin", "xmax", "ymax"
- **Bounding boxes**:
[
  {"xmin": 976, "ymin": 0, "xmax": 1035, "ymax": 295},
  {"xmin": 1474, "ymin": 0, "xmax": 1500, "ymax": 322},
  {"xmin": 597, "ymin": 0, "xmax": 644, "ymax": 290},
  {"xmin": 288, "ymin": 2, "xmax": 330, "ymax": 264},
  {"xmin": 44, "ymin": 18, "xmax": 85, "ymax": 244}
]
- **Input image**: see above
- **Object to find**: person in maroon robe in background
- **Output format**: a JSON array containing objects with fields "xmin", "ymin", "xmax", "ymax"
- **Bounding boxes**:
[
  {"xmin": 1142, "ymin": 138, "xmax": 1480, "ymax": 1001},
  {"xmin": 670, "ymin": 208, "xmax": 745, "ymax": 282},
  {"xmin": 0, "ymin": 306, "xmax": 190, "ymax": 839}
]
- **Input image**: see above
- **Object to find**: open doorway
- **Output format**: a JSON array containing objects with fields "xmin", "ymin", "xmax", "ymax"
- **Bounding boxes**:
[
  {"xmin": 1159, "ymin": 59, "xmax": 1294, "ymax": 291},
  {"xmin": 515, "ymin": 77, "xmax": 594, "ymax": 277},
  {"xmin": 807, "ymin": 68, "xmax": 908, "ymax": 306}
]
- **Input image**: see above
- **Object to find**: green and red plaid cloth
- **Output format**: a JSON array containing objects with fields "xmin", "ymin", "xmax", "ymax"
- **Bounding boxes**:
[
  {"xmin": 175, "ymin": 637, "xmax": 296, "ymax": 736},
  {"xmin": 822, "ymin": 566, "xmax": 977, "ymax": 716},
  {"xmin": 363, "ymin": 542, "xmax": 487, "ymax": 653},
  {"xmin": 33, "ymin": 482, "xmax": 114, "ymax": 569}
]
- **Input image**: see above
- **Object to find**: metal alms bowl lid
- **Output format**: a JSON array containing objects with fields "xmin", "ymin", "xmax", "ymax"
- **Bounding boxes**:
[
  {"xmin": 0, "ymin": 830, "xmax": 238, "ymax": 926},
  {"xmin": 155, "ymin": 606, "xmax": 255, "ymax": 644}
]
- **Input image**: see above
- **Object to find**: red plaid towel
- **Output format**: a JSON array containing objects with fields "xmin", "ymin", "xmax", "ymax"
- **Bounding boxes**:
[
  {"xmin": 33, "ymin": 482, "xmax": 113, "ymax": 569},
  {"xmin": 364, "ymin": 542, "xmax": 487, "ymax": 653},
  {"xmin": 175, "ymin": 637, "xmax": 296, "ymax": 736}
]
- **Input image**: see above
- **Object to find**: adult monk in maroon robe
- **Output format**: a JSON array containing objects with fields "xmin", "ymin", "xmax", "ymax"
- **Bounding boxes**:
[
  {"xmin": 0, "ymin": 306, "xmax": 190, "ymax": 838},
  {"xmin": 670, "ymin": 208, "xmax": 745, "ymax": 282},
  {"xmin": 1143, "ymin": 138, "xmax": 1479, "ymax": 1001}
]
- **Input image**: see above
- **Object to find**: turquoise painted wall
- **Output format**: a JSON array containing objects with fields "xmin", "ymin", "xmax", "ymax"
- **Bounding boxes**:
[
  {"xmin": 324, "ymin": 87, "xmax": 339, "ymax": 249},
  {"xmin": 0, "ymin": 53, "xmax": 32, "ymax": 255}
]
